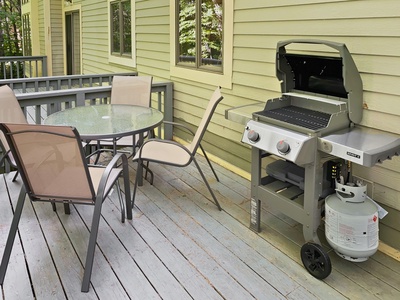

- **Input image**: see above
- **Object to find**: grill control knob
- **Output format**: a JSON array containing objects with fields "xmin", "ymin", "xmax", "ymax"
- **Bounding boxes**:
[
  {"xmin": 247, "ymin": 130, "xmax": 259, "ymax": 142},
  {"xmin": 277, "ymin": 140, "xmax": 290, "ymax": 154}
]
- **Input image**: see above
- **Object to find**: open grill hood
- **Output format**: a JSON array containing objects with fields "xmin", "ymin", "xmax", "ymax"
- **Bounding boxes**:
[{"xmin": 253, "ymin": 39, "xmax": 363, "ymax": 136}]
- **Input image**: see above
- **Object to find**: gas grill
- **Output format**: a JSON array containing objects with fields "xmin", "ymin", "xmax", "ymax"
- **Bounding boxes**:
[{"xmin": 240, "ymin": 40, "xmax": 400, "ymax": 279}]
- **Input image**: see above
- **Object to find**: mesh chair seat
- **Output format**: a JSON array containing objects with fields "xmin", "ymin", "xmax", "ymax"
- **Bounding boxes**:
[{"xmin": 137, "ymin": 140, "xmax": 192, "ymax": 166}]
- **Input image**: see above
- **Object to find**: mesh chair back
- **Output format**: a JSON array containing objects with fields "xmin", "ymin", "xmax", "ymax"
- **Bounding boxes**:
[
  {"xmin": 0, "ymin": 123, "xmax": 96, "ymax": 203},
  {"xmin": 0, "ymin": 85, "xmax": 28, "ymax": 155},
  {"xmin": 188, "ymin": 87, "xmax": 223, "ymax": 154},
  {"xmin": 111, "ymin": 76, "xmax": 153, "ymax": 107}
]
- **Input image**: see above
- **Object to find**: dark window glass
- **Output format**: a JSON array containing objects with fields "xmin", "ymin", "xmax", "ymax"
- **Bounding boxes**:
[{"xmin": 111, "ymin": 0, "xmax": 131, "ymax": 57}]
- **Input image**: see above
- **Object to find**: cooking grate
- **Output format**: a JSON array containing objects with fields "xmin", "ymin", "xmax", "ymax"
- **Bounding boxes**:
[{"xmin": 255, "ymin": 106, "xmax": 331, "ymax": 131}]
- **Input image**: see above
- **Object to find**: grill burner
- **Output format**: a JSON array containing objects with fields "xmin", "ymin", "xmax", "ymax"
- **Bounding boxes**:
[{"xmin": 255, "ymin": 106, "xmax": 331, "ymax": 131}]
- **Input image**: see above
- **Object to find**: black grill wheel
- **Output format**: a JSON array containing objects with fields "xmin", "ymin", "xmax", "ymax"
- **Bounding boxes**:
[{"xmin": 300, "ymin": 242, "xmax": 332, "ymax": 279}]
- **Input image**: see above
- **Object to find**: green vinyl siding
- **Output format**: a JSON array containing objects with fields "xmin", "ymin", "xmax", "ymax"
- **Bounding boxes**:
[
  {"xmin": 38, "ymin": 0, "xmax": 45, "ymax": 55},
  {"xmin": 50, "ymin": 0, "xmax": 63, "ymax": 75},
  {"xmin": 81, "ymin": 1, "xmax": 110, "ymax": 74},
  {"xmin": 135, "ymin": 0, "xmax": 170, "ymax": 77}
]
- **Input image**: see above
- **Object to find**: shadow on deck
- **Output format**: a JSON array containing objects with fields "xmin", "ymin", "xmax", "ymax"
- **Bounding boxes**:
[{"xmin": 1, "ymin": 154, "xmax": 400, "ymax": 299}]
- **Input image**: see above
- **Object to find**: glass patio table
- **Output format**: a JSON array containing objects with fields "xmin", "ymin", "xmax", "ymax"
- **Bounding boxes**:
[
  {"xmin": 44, "ymin": 104, "xmax": 163, "ymax": 141},
  {"xmin": 44, "ymin": 104, "xmax": 164, "ymax": 191}
]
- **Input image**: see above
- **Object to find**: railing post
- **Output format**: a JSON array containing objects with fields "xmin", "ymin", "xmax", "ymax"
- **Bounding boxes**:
[
  {"xmin": 76, "ymin": 91, "xmax": 86, "ymax": 106},
  {"xmin": 42, "ymin": 56, "xmax": 48, "ymax": 76},
  {"xmin": 163, "ymin": 82, "xmax": 174, "ymax": 140}
]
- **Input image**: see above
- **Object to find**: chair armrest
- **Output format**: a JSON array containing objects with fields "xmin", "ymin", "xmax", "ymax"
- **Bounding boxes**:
[{"xmin": 163, "ymin": 121, "xmax": 196, "ymax": 136}]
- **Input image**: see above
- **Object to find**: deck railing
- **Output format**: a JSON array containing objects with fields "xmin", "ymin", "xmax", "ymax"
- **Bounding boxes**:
[
  {"xmin": 0, "ymin": 56, "xmax": 48, "ymax": 79},
  {"xmin": 0, "ymin": 73, "xmax": 174, "ymax": 172},
  {"xmin": 3, "ymin": 72, "xmax": 138, "ymax": 92}
]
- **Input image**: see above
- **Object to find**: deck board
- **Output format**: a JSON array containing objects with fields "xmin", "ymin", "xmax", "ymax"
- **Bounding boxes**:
[{"xmin": 1, "ymin": 154, "xmax": 400, "ymax": 299}]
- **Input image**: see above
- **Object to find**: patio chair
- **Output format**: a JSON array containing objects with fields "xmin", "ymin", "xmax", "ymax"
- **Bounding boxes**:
[
  {"xmin": 0, "ymin": 85, "xmax": 28, "ymax": 181},
  {"xmin": 132, "ymin": 86, "xmax": 223, "ymax": 211},
  {"xmin": 90, "ymin": 75, "xmax": 153, "ymax": 161},
  {"xmin": 0, "ymin": 123, "xmax": 132, "ymax": 293}
]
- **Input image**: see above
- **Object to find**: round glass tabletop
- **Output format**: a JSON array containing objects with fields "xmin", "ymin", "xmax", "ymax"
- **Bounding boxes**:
[{"xmin": 44, "ymin": 104, "xmax": 163, "ymax": 139}]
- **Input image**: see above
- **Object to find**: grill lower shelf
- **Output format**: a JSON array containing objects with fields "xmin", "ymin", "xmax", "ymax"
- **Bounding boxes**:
[
  {"xmin": 261, "ymin": 176, "xmax": 304, "ymax": 200},
  {"xmin": 255, "ymin": 105, "xmax": 331, "ymax": 131}
]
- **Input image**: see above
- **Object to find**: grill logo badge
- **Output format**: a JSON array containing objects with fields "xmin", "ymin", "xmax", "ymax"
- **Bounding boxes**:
[{"xmin": 346, "ymin": 151, "xmax": 360, "ymax": 159}]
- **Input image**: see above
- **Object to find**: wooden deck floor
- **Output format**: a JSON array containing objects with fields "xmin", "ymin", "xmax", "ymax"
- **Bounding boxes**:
[{"xmin": 1, "ymin": 154, "xmax": 400, "ymax": 299}]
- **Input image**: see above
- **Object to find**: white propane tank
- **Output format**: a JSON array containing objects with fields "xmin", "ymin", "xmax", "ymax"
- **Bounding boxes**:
[{"xmin": 325, "ymin": 180, "xmax": 379, "ymax": 262}]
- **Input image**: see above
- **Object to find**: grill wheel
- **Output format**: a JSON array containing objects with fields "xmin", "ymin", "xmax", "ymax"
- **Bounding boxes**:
[{"xmin": 300, "ymin": 242, "xmax": 332, "ymax": 279}]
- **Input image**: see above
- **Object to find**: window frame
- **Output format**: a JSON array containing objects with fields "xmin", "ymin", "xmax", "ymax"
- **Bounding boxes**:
[
  {"xmin": 22, "ymin": 13, "xmax": 32, "ymax": 56},
  {"xmin": 176, "ymin": 0, "xmax": 223, "ymax": 72},
  {"xmin": 108, "ymin": 0, "xmax": 136, "ymax": 67},
  {"xmin": 170, "ymin": 0, "xmax": 233, "ymax": 89}
]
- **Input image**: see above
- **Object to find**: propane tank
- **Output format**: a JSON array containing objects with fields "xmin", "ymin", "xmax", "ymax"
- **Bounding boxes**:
[{"xmin": 325, "ymin": 180, "xmax": 379, "ymax": 262}]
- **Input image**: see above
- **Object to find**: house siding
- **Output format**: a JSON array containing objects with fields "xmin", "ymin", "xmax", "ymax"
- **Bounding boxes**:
[
  {"xmin": 38, "ymin": 0, "xmax": 45, "ymax": 55},
  {"xmin": 32, "ymin": 0, "xmax": 400, "ymax": 250},
  {"xmin": 80, "ymin": 1, "xmax": 111, "ymax": 74},
  {"xmin": 50, "ymin": 0, "xmax": 64, "ymax": 75}
]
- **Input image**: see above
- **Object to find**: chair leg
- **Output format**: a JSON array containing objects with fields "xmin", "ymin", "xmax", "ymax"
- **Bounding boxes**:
[
  {"xmin": 81, "ymin": 198, "xmax": 103, "ymax": 292},
  {"xmin": 192, "ymin": 157, "xmax": 222, "ymax": 211},
  {"xmin": 120, "ymin": 155, "xmax": 132, "ymax": 220},
  {"xmin": 0, "ymin": 186, "xmax": 27, "ymax": 284},
  {"xmin": 132, "ymin": 161, "xmax": 141, "ymax": 208},
  {"xmin": 11, "ymin": 171, "xmax": 19, "ymax": 182},
  {"xmin": 142, "ymin": 161, "xmax": 153, "ymax": 185},
  {"xmin": 115, "ymin": 180, "xmax": 125, "ymax": 223},
  {"xmin": 132, "ymin": 158, "xmax": 152, "ymax": 207},
  {"xmin": 199, "ymin": 144, "xmax": 219, "ymax": 182},
  {"xmin": 64, "ymin": 203, "xmax": 71, "ymax": 215}
]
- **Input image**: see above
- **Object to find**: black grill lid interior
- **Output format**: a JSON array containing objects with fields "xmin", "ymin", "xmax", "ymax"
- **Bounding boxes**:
[{"xmin": 282, "ymin": 54, "xmax": 347, "ymax": 98}]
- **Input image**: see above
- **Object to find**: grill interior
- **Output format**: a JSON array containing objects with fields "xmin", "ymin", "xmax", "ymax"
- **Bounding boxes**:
[{"xmin": 254, "ymin": 106, "xmax": 331, "ymax": 131}]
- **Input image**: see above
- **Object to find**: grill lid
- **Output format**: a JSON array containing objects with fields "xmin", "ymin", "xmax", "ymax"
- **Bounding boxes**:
[{"xmin": 276, "ymin": 39, "xmax": 363, "ymax": 124}]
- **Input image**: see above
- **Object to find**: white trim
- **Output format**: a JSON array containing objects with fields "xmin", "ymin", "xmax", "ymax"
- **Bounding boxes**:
[
  {"xmin": 170, "ymin": 0, "xmax": 233, "ymax": 89},
  {"xmin": 107, "ymin": 0, "xmax": 136, "ymax": 68}
]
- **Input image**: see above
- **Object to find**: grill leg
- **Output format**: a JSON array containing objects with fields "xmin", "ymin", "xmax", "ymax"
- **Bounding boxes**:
[
  {"xmin": 250, "ymin": 147, "xmax": 262, "ymax": 232},
  {"xmin": 302, "ymin": 151, "xmax": 322, "ymax": 245}
]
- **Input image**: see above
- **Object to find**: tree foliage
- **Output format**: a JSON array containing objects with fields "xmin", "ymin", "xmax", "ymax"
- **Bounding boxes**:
[
  {"xmin": 0, "ymin": 0, "xmax": 22, "ymax": 78},
  {"xmin": 179, "ymin": 0, "xmax": 222, "ymax": 62},
  {"xmin": 0, "ymin": 0, "xmax": 22, "ymax": 56}
]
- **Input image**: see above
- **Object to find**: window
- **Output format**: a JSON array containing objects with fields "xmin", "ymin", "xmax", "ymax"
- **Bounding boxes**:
[
  {"xmin": 171, "ymin": 0, "xmax": 232, "ymax": 88},
  {"xmin": 110, "ymin": 0, "xmax": 132, "ymax": 56},
  {"xmin": 177, "ymin": 0, "xmax": 223, "ymax": 72},
  {"xmin": 108, "ymin": 0, "xmax": 135, "ymax": 66},
  {"xmin": 22, "ymin": 14, "xmax": 32, "ymax": 56}
]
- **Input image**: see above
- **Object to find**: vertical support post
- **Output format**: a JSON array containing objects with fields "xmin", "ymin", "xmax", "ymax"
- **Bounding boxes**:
[
  {"xmin": 302, "ymin": 143, "xmax": 322, "ymax": 245},
  {"xmin": 163, "ymin": 82, "xmax": 174, "ymax": 140},
  {"xmin": 249, "ymin": 146, "xmax": 262, "ymax": 232}
]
